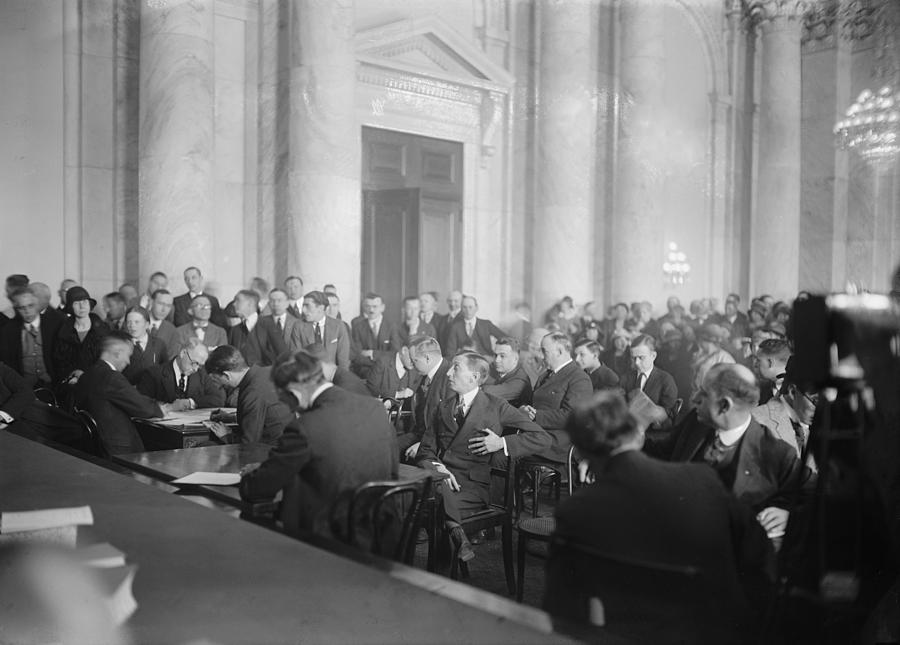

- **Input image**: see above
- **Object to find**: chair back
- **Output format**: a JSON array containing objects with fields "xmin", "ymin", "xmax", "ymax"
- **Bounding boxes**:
[
  {"xmin": 545, "ymin": 535, "xmax": 747, "ymax": 644},
  {"xmin": 344, "ymin": 477, "xmax": 431, "ymax": 564},
  {"xmin": 74, "ymin": 408, "xmax": 107, "ymax": 458},
  {"xmin": 33, "ymin": 387, "xmax": 58, "ymax": 407}
]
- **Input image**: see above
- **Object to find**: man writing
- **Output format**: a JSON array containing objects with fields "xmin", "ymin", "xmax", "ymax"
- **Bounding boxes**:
[{"xmin": 138, "ymin": 337, "xmax": 225, "ymax": 410}]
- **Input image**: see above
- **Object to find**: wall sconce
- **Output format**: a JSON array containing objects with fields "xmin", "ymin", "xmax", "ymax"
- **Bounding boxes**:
[{"xmin": 663, "ymin": 242, "xmax": 690, "ymax": 286}]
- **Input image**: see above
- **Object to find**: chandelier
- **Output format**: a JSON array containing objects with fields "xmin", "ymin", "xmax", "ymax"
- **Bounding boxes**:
[
  {"xmin": 834, "ymin": 86, "xmax": 900, "ymax": 169},
  {"xmin": 663, "ymin": 243, "xmax": 690, "ymax": 286}
]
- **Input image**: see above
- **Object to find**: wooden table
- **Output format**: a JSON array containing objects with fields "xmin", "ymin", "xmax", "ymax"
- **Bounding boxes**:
[
  {"xmin": 1, "ymin": 432, "xmax": 574, "ymax": 644},
  {"xmin": 134, "ymin": 408, "xmax": 235, "ymax": 450}
]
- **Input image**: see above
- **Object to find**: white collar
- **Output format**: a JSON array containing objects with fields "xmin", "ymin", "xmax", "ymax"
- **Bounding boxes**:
[
  {"xmin": 717, "ymin": 415, "xmax": 753, "ymax": 446},
  {"xmin": 134, "ymin": 334, "xmax": 149, "ymax": 346},
  {"xmin": 457, "ymin": 387, "xmax": 479, "ymax": 411},
  {"xmin": 172, "ymin": 358, "xmax": 184, "ymax": 381},
  {"xmin": 309, "ymin": 381, "xmax": 333, "ymax": 406},
  {"xmin": 103, "ymin": 359, "xmax": 118, "ymax": 372},
  {"xmin": 150, "ymin": 316, "xmax": 163, "ymax": 328},
  {"xmin": 464, "ymin": 316, "xmax": 478, "ymax": 326},
  {"xmin": 368, "ymin": 315, "xmax": 383, "ymax": 328},
  {"xmin": 394, "ymin": 352, "xmax": 406, "ymax": 378},
  {"xmin": 553, "ymin": 358, "xmax": 573, "ymax": 374},
  {"xmin": 426, "ymin": 359, "xmax": 442, "ymax": 381},
  {"xmin": 189, "ymin": 291, "xmax": 203, "ymax": 298},
  {"xmin": 24, "ymin": 317, "xmax": 40, "ymax": 330},
  {"xmin": 638, "ymin": 365, "xmax": 654, "ymax": 379},
  {"xmin": 245, "ymin": 312, "xmax": 258, "ymax": 331}
]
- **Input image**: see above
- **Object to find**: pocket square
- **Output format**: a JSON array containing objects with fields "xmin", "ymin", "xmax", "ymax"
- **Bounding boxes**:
[{"xmin": 330, "ymin": 338, "xmax": 337, "ymax": 344}]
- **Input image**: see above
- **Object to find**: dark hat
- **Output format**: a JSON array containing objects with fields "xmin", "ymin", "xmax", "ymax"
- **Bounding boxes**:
[{"xmin": 65, "ymin": 286, "xmax": 97, "ymax": 312}]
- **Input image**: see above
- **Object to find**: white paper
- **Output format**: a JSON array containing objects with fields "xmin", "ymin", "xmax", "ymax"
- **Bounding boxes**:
[
  {"xmin": 0, "ymin": 506, "xmax": 94, "ymax": 534},
  {"xmin": 171, "ymin": 472, "xmax": 241, "ymax": 486}
]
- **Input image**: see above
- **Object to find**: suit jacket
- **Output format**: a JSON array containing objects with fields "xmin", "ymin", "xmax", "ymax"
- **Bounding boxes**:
[
  {"xmin": 137, "ymin": 360, "xmax": 226, "ymax": 408},
  {"xmin": 417, "ymin": 389, "xmax": 550, "ymax": 491},
  {"xmin": 350, "ymin": 316, "xmax": 400, "ymax": 372},
  {"xmin": 297, "ymin": 317, "xmax": 350, "ymax": 369},
  {"xmin": 365, "ymin": 351, "xmax": 420, "ymax": 399},
  {"xmin": 122, "ymin": 336, "xmax": 168, "ymax": 384},
  {"xmin": 74, "ymin": 361, "xmax": 162, "ymax": 455},
  {"xmin": 532, "ymin": 361, "xmax": 594, "ymax": 462},
  {"xmin": 587, "ymin": 364, "xmax": 621, "ymax": 392},
  {"xmin": 150, "ymin": 319, "xmax": 180, "ymax": 359},
  {"xmin": 444, "ymin": 317, "xmax": 506, "ymax": 357},
  {"xmin": 53, "ymin": 315, "xmax": 111, "ymax": 381},
  {"xmin": 393, "ymin": 320, "xmax": 437, "ymax": 348},
  {"xmin": 421, "ymin": 312, "xmax": 447, "ymax": 344},
  {"xmin": 669, "ymin": 416, "xmax": 812, "ymax": 512},
  {"xmin": 548, "ymin": 450, "xmax": 771, "ymax": 628},
  {"xmin": 262, "ymin": 313, "xmax": 303, "ymax": 352},
  {"xmin": 236, "ymin": 365, "xmax": 293, "ymax": 445},
  {"xmin": 622, "ymin": 366, "xmax": 679, "ymax": 421},
  {"xmin": 752, "ymin": 396, "xmax": 803, "ymax": 457},
  {"xmin": 174, "ymin": 322, "xmax": 228, "ymax": 352},
  {"xmin": 483, "ymin": 363, "xmax": 533, "ymax": 408},
  {"xmin": 228, "ymin": 317, "xmax": 287, "ymax": 367},
  {"xmin": 398, "ymin": 358, "xmax": 453, "ymax": 452},
  {"xmin": 0, "ymin": 309, "xmax": 64, "ymax": 383},
  {"xmin": 332, "ymin": 368, "xmax": 371, "ymax": 397},
  {"xmin": 240, "ymin": 385, "xmax": 398, "ymax": 538},
  {"xmin": 0, "ymin": 361, "xmax": 35, "ymax": 419},
  {"xmin": 172, "ymin": 292, "xmax": 227, "ymax": 328},
  {"xmin": 439, "ymin": 311, "xmax": 462, "ymax": 349}
]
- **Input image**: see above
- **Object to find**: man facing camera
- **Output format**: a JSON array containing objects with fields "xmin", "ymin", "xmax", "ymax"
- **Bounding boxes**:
[
  {"xmin": 443, "ymin": 295, "xmax": 506, "ymax": 357},
  {"xmin": 174, "ymin": 295, "xmax": 228, "ymax": 352},
  {"xmin": 137, "ymin": 338, "xmax": 224, "ymax": 410},
  {"xmin": 483, "ymin": 336, "xmax": 532, "ymax": 408},
  {"xmin": 417, "ymin": 351, "xmax": 549, "ymax": 562},
  {"xmin": 172, "ymin": 266, "xmax": 226, "ymax": 327},
  {"xmin": 298, "ymin": 291, "xmax": 350, "ymax": 369},
  {"xmin": 546, "ymin": 391, "xmax": 772, "ymax": 638},
  {"xmin": 240, "ymin": 351, "xmax": 398, "ymax": 539}
]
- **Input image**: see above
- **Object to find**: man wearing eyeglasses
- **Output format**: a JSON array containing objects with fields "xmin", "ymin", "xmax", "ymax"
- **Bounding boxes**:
[
  {"xmin": 173, "ymin": 294, "xmax": 227, "ymax": 352},
  {"xmin": 137, "ymin": 337, "xmax": 225, "ymax": 411}
]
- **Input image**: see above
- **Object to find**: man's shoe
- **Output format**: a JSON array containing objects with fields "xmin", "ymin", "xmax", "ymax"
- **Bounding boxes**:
[{"xmin": 450, "ymin": 526, "xmax": 476, "ymax": 563}]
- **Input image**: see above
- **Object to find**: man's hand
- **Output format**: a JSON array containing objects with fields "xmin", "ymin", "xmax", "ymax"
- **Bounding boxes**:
[
  {"xmin": 239, "ymin": 462, "xmax": 261, "ymax": 477},
  {"xmin": 756, "ymin": 506, "xmax": 789, "ymax": 537},
  {"xmin": 66, "ymin": 370, "xmax": 84, "ymax": 385},
  {"xmin": 468, "ymin": 429, "xmax": 503, "ymax": 455},
  {"xmin": 361, "ymin": 350, "xmax": 374, "ymax": 360},
  {"xmin": 519, "ymin": 404, "xmax": 536, "ymax": 420},
  {"xmin": 205, "ymin": 420, "xmax": 231, "ymax": 440},
  {"xmin": 404, "ymin": 441, "xmax": 420, "ymax": 460},
  {"xmin": 434, "ymin": 462, "xmax": 460, "ymax": 492},
  {"xmin": 577, "ymin": 459, "xmax": 594, "ymax": 485},
  {"xmin": 395, "ymin": 387, "xmax": 414, "ymax": 399},
  {"xmin": 169, "ymin": 398, "xmax": 192, "ymax": 412}
]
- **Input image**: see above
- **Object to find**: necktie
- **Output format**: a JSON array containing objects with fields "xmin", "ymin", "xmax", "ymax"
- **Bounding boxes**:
[
  {"xmin": 150, "ymin": 324, "xmax": 158, "ymax": 337},
  {"xmin": 276, "ymin": 317, "xmax": 283, "ymax": 332},
  {"xmin": 537, "ymin": 369, "xmax": 552, "ymax": 389},
  {"xmin": 178, "ymin": 373, "xmax": 187, "ymax": 397},
  {"xmin": 195, "ymin": 325, "xmax": 205, "ymax": 341},
  {"xmin": 26, "ymin": 323, "xmax": 37, "ymax": 338},
  {"xmin": 702, "ymin": 434, "xmax": 730, "ymax": 467},
  {"xmin": 135, "ymin": 341, "xmax": 142, "ymax": 352},
  {"xmin": 314, "ymin": 322, "xmax": 322, "ymax": 344},
  {"xmin": 455, "ymin": 399, "xmax": 467, "ymax": 427},
  {"xmin": 466, "ymin": 320, "xmax": 474, "ymax": 337},
  {"xmin": 638, "ymin": 372, "xmax": 647, "ymax": 391},
  {"xmin": 370, "ymin": 320, "xmax": 378, "ymax": 337}
]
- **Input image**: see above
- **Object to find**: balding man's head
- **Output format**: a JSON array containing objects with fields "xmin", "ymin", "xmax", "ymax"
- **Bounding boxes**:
[{"xmin": 695, "ymin": 363, "xmax": 759, "ymax": 430}]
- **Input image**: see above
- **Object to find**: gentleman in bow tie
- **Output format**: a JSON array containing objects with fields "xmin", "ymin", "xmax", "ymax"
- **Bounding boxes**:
[
  {"xmin": 227, "ymin": 289, "xmax": 286, "ymax": 367},
  {"xmin": 444, "ymin": 295, "xmax": 506, "ymax": 358},
  {"xmin": 173, "ymin": 295, "xmax": 227, "ymax": 352},
  {"xmin": 520, "ymin": 331, "xmax": 592, "ymax": 462},
  {"xmin": 417, "ymin": 351, "xmax": 549, "ymax": 563},
  {"xmin": 172, "ymin": 266, "xmax": 227, "ymax": 328},
  {"xmin": 298, "ymin": 290, "xmax": 349, "ymax": 369},
  {"xmin": 137, "ymin": 337, "xmax": 225, "ymax": 411}
]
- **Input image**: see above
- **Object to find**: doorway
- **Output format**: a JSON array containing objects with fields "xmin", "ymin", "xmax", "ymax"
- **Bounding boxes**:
[{"xmin": 361, "ymin": 126, "xmax": 463, "ymax": 320}]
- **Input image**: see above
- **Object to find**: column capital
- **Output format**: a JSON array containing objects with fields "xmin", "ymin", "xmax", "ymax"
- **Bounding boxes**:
[{"xmin": 742, "ymin": 0, "xmax": 810, "ymax": 29}]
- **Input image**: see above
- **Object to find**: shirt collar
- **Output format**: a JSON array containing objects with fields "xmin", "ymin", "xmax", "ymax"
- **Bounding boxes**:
[
  {"xmin": 426, "ymin": 359, "xmax": 442, "ymax": 381},
  {"xmin": 189, "ymin": 291, "xmax": 203, "ymax": 299},
  {"xmin": 553, "ymin": 358, "xmax": 573, "ymax": 374},
  {"xmin": 245, "ymin": 312, "xmax": 258, "ymax": 331},
  {"xmin": 172, "ymin": 358, "xmax": 184, "ymax": 381},
  {"xmin": 135, "ymin": 334, "xmax": 149, "ymax": 346},
  {"xmin": 309, "ymin": 381, "xmax": 333, "ymax": 406},
  {"xmin": 369, "ymin": 315, "xmax": 383, "ymax": 327},
  {"xmin": 717, "ymin": 415, "xmax": 753, "ymax": 446},
  {"xmin": 394, "ymin": 352, "xmax": 406, "ymax": 378},
  {"xmin": 103, "ymin": 359, "xmax": 118, "ymax": 372},
  {"xmin": 639, "ymin": 365, "xmax": 654, "ymax": 379},
  {"xmin": 457, "ymin": 387, "xmax": 479, "ymax": 410},
  {"xmin": 25, "ymin": 316, "xmax": 41, "ymax": 330}
]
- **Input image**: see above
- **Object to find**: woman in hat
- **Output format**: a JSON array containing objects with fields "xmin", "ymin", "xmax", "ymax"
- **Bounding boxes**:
[{"xmin": 53, "ymin": 286, "xmax": 110, "ymax": 388}]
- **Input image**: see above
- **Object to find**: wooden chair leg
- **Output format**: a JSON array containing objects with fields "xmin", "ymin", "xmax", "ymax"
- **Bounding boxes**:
[
  {"xmin": 516, "ymin": 530, "xmax": 527, "ymax": 601},
  {"xmin": 531, "ymin": 470, "xmax": 540, "ymax": 518},
  {"xmin": 460, "ymin": 561, "xmax": 470, "ymax": 579},
  {"xmin": 502, "ymin": 521, "xmax": 516, "ymax": 596}
]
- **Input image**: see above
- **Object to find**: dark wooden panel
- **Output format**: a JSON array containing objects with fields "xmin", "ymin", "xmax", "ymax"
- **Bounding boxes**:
[
  {"xmin": 421, "ymin": 150, "xmax": 456, "ymax": 184},
  {"xmin": 368, "ymin": 141, "xmax": 407, "ymax": 177}
]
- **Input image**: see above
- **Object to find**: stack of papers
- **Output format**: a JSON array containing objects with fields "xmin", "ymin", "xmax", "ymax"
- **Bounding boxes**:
[
  {"xmin": 171, "ymin": 472, "xmax": 241, "ymax": 486},
  {"xmin": 0, "ymin": 506, "xmax": 94, "ymax": 547}
]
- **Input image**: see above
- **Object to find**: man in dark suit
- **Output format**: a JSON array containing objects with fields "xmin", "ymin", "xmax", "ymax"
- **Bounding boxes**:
[
  {"xmin": 547, "ymin": 391, "xmax": 772, "ymax": 633},
  {"xmin": 419, "ymin": 292, "xmax": 446, "ymax": 344},
  {"xmin": 621, "ymin": 334, "xmax": 679, "ymax": 426},
  {"xmin": 573, "ymin": 339, "xmax": 620, "ymax": 392},
  {"xmin": 264, "ymin": 287, "xmax": 302, "ymax": 352},
  {"xmin": 669, "ymin": 363, "xmax": 813, "ymax": 539},
  {"xmin": 401, "ymin": 336, "xmax": 453, "ymax": 460},
  {"xmin": 444, "ymin": 295, "xmax": 506, "ymax": 357},
  {"xmin": 393, "ymin": 296, "xmax": 436, "ymax": 347},
  {"xmin": 74, "ymin": 334, "xmax": 164, "ymax": 455},
  {"xmin": 172, "ymin": 267, "xmax": 227, "ymax": 328},
  {"xmin": 0, "ymin": 360, "xmax": 36, "ymax": 426},
  {"xmin": 483, "ymin": 336, "xmax": 532, "ymax": 408},
  {"xmin": 174, "ymin": 294, "xmax": 228, "ymax": 352},
  {"xmin": 137, "ymin": 337, "xmax": 225, "ymax": 409},
  {"xmin": 520, "ymin": 332, "xmax": 593, "ymax": 462},
  {"xmin": 350, "ymin": 292, "xmax": 399, "ymax": 378},
  {"xmin": 205, "ymin": 345, "xmax": 292, "ymax": 445},
  {"xmin": 418, "ymin": 351, "xmax": 550, "ymax": 561},
  {"xmin": 240, "ymin": 352, "xmax": 398, "ymax": 539},
  {"xmin": 148, "ymin": 289, "xmax": 179, "ymax": 358},
  {"xmin": 366, "ymin": 346, "xmax": 420, "ymax": 400},
  {"xmin": 102, "ymin": 292, "xmax": 127, "ymax": 332},
  {"xmin": 284, "ymin": 275, "xmax": 305, "ymax": 320},
  {"xmin": 440, "ymin": 290, "xmax": 464, "ymax": 349},
  {"xmin": 0, "ymin": 287, "xmax": 63, "ymax": 389},
  {"xmin": 297, "ymin": 291, "xmax": 350, "ymax": 369},
  {"xmin": 228, "ymin": 290, "xmax": 286, "ymax": 367},
  {"xmin": 303, "ymin": 343, "xmax": 370, "ymax": 397},
  {"xmin": 122, "ymin": 306, "xmax": 168, "ymax": 384}
]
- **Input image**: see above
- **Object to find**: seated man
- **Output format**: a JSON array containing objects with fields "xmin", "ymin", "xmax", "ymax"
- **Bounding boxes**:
[
  {"xmin": 417, "ymin": 351, "xmax": 549, "ymax": 561},
  {"xmin": 483, "ymin": 336, "xmax": 533, "ymax": 408},
  {"xmin": 73, "ymin": 334, "xmax": 164, "ymax": 455},
  {"xmin": 573, "ymin": 339, "xmax": 620, "ymax": 392},
  {"xmin": 547, "ymin": 391, "xmax": 772, "ymax": 634},
  {"xmin": 147, "ymin": 289, "xmax": 179, "ymax": 358},
  {"xmin": 754, "ymin": 338, "xmax": 791, "ymax": 406},
  {"xmin": 350, "ymin": 292, "xmax": 399, "ymax": 378},
  {"xmin": 444, "ymin": 295, "xmax": 506, "ymax": 357},
  {"xmin": 263, "ymin": 287, "xmax": 303, "ymax": 352},
  {"xmin": 239, "ymin": 351, "xmax": 398, "ymax": 539},
  {"xmin": 102, "ymin": 292, "xmax": 127, "ymax": 332},
  {"xmin": 137, "ymin": 337, "xmax": 225, "ymax": 410},
  {"xmin": 520, "ymin": 332, "xmax": 593, "ymax": 462},
  {"xmin": 172, "ymin": 266, "xmax": 227, "ymax": 328},
  {"xmin": 670, "ymin": 363, "xmax": 813, "ymax": 540},
  {"xmin": 204, "ymin": 345, "xmax": 292, "ymax": 445},
  {"xmin": 303, "ymin": 342, "xmax": 370, "ymax": 397},
  {"xmin": 297, "ymin": 291, "xmax": 350, "ymax": 369},
  {"xmin": 0, "ymin": 286, "xmax": 64, "ymax": 388},
  {"xmin": 227, "ymin": 289, "xmax": 286, "ymax": 367},
  {"xmin": 366, "ymin": 344, "xmax": 420, "ymax": 400},
  {"xmin": 174, "ymin": 294, "xmax": 227, "ymax": 352},
  {"xmin": 393, "ymin": 296, "xmax": 436, "ymax": 347},
  {"xmin": 400, "ymin": 336, "xmax": 453, "ymax": 460},
  {"xmin": 122, "ymin": 306, "xmax": 168, "ymax": 384},
  {"xmin": 622, "ymin": 334, "xmax": 679, "ymax": 426}
]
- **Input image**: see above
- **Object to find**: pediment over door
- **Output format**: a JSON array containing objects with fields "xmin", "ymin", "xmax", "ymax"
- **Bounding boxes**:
[{"xmin": 356, "ymin": 16, "xmax": 514, "ymax": 160}]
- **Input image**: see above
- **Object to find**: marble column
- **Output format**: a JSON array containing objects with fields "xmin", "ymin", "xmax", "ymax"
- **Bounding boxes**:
[
  {"xmin": 533, "ymin": 0, "xmax": 596, "ymax": 314},
  {"xmin": 288, "ymin": 0, "xmax": 360, "ymax": 300},
  {"xmin": 138, "ymin": 0, "xmax": 215, "ymax": 283},
  {"xmin": 748, "ymin": 0, "xmax": 804, "ymax": 299},
  {"xmin": 610, "ymin": 0, "xmax": 666, "ymax": 305}
]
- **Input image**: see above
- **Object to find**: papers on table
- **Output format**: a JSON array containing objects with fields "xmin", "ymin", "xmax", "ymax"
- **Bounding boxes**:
[
  {"xmin": 171, "ymin": 471, "xmax": 241, "ymax": 486},
  {"xmin": 0, "ymin": 505, "xmax": 94, "ymax": 534},
  {"xmin": 141, "ymin": 408, "xmax": 237, "ymax": 427},
  {"xmin": 76, "ymin": 542, "xmax": 127, "ymax": 569}
]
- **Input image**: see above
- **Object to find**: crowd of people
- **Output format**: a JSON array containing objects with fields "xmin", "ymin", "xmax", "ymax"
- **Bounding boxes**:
[{"xmin": 0, "ymin": 267, "xmax": 819, "ymax": 639}]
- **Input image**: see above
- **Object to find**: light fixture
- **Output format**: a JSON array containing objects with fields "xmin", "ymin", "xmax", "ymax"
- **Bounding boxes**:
[
  {"xmin": 834, "ymin": 86, "xmax": 900, "ymax": 170},
  {"xmin": 663, "ymin": 242, "xmax": 690, "ymax": 286}
]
